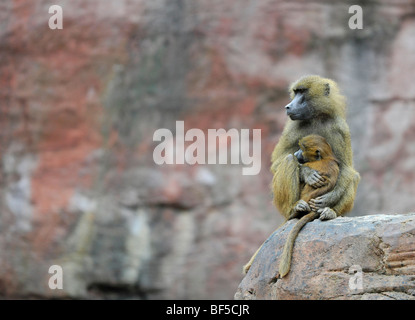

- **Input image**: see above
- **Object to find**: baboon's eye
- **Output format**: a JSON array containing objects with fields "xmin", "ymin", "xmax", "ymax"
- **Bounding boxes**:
[
  {"xmin": 299, "ymin": 95, "xmax": 305, "ymax": 104},
  {"xmin": 295, "ymin": 88, "xmax": 308, "ymax": 95},
  {"xmin": 315, "ymin": 149, "xmax": 321, "ymax": 159}
]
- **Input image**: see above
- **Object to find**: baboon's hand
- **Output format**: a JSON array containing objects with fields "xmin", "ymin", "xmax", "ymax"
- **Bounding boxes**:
[
  {"xmin": 301, "ymin": 166, "xmax": 326, "ymax": 188},
  {"xmin": 289, "ymin": 200, "xmax": 311, "ymax": 220},
  {"xmin": 309, "ymin": 192, "xmax": 332, "ymax": 211},
  {"xmin": 295, "ymin": 200, "xmax": 311, "ymax": 213},
  {"xmin": 317, "ymin": 207, "xmax": 337, "ymax": 220}
]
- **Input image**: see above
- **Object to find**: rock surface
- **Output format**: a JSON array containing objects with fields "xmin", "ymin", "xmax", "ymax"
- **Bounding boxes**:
[{"xmin": 235, "ymin": 213, "xmax": 415, "ymax": 300}]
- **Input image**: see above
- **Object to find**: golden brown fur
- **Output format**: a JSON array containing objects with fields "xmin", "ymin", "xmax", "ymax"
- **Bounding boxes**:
[
  {"xmin": 278, "ymin": 135, "xmax": 339, "ymax": 277},
  {"xmin": 295, "ymin": 135, "xmax": 339, "ymax": 209}
]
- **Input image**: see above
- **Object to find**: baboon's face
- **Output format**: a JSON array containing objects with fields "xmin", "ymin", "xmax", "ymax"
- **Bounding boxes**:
[
  {"xmin": 285, "ymin": 88, "xmax": 312, "ymax": 120},
  {"xmin": 294, "ymin": 148, "xmax": 305, "ymax": 163},
  {"xmin": 294, "ymin": 146, "xmax": 320, "ymax": 164}
]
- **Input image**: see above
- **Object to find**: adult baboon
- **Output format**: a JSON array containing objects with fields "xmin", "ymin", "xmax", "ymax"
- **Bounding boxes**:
[{"xmin": 243, "ymin": 75, "xmax": 360, "ymax": 275}]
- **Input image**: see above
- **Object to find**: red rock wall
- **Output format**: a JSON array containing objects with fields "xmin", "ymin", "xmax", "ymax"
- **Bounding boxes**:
[{"xmin": 0, "ymin": 0, "xmax": 415, "ymax": 299}]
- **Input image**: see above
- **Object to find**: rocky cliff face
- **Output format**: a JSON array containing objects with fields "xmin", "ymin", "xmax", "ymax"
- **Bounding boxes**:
[
  {"xmin": 1, "ymin": 0, "xmax": 415, "ymax": 299},
  {"xmin": 235, "ymin": 213, "xmax": 415, "ymax": 300}
]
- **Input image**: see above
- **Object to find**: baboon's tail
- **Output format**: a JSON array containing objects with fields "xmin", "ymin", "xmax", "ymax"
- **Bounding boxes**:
[{"xmin": 278, "ymin": 211, "xmax": 319, "ymax": 278}]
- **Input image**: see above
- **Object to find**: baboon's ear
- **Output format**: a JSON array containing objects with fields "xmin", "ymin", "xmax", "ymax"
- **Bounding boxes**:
[{"xmin": 324, "ymin": 83, "xmax": 330, "ymax": 96}]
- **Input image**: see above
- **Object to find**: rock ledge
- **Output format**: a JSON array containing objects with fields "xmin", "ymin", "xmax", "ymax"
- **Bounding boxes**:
[{"xmin": 235, "ymin": 213, "xmax": 415, "ymax": 300}]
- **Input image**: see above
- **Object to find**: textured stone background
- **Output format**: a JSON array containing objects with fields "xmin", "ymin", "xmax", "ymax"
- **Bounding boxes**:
[{"xmin": 1, "ymin": 0, "xmax": 415, "ymax": 299}]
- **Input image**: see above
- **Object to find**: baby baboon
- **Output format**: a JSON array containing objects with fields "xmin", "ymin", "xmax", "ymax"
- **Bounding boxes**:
[{"xmin": 279, "ymin": 134, "xmax": 339, "ymax": 278}]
